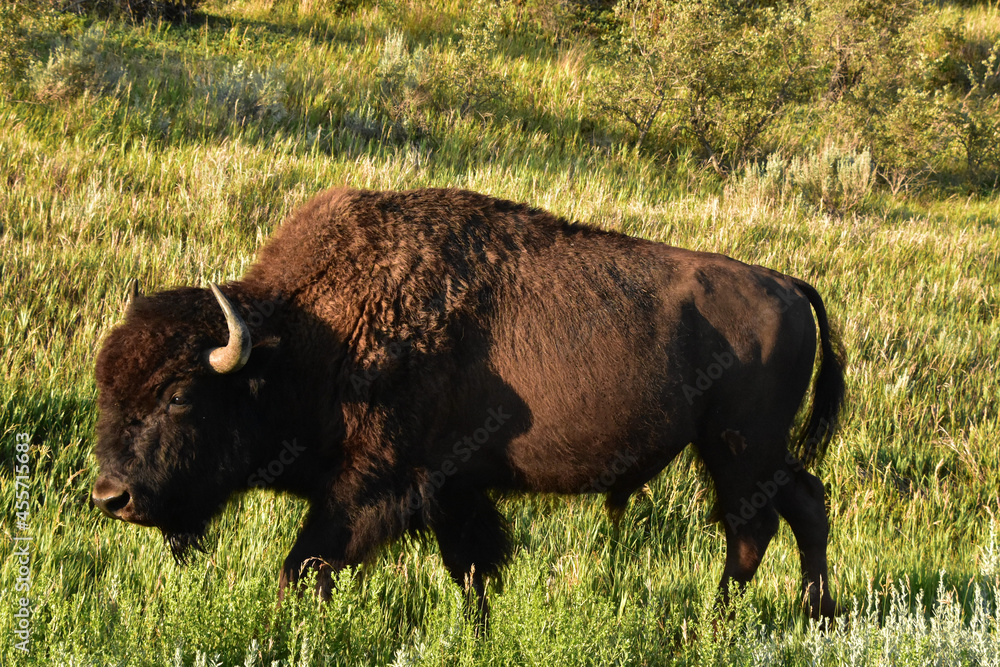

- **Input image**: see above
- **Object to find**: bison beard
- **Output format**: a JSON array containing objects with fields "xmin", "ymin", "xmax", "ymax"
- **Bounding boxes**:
[
  {"xmin": 92, "ymin": 187, "xmax": 846, "ymax": 628},
  {"xmin": 165, "ymin": 528, "xmax": 208, "ymax": 565}
]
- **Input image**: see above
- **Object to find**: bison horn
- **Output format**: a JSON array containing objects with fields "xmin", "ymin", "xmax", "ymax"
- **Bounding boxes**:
[{"xmin": 205, "ymin": 283, "xmax": 252, "ymax": 374}]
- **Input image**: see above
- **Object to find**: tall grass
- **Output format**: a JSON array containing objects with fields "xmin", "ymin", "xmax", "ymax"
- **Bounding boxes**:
[{"xmin": 1, "ymin": 1, "xmax": 999, "ymax": 664}]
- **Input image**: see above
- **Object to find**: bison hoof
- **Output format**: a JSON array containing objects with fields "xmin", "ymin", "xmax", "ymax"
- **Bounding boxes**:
[{"xmin": 278, "ymin": 558, "xmax": 334, "ymax": 602}]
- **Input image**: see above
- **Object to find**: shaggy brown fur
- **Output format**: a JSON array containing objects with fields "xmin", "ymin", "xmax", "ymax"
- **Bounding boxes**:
[{"xmin": 93, "ymin": 187, "xmax": 845, "ymax": 625}]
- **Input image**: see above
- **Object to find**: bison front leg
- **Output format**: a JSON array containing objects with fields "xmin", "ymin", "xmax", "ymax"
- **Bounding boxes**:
[
  {"xmin": 279, "ymin": 495, "xmax": 408, "ymax": 602},
  {"xmin": 278, "ymin": 513, "xmax": 352, "ymax": 601},
  {"xmin": 431, "ymin": 487, "xmax": 512, "ymax": 634}
]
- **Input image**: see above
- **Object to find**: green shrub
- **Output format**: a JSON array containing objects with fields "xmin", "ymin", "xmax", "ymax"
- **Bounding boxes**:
[
  {"xmin": 375, "ymin": 5, "xmax": 510, "ymax": 139},
  {"xmin": 0, "ymin": 0, "xmax": 59, "ymax": 90},
  {"xmin": 859, "ymin": 43, "xmax": 1000, "ymax": 189},
  {"xmin": 376, "ymin": 30, "xmax": 443, "ymax": 138},
  {"xmin": 734, "ymin": 141, "xmax": 875, "ymax": 216},
  {"xmin": 907, "ymin": 15, "xmax": 993, "ymax": 93},
  {"xmin": 27, "ymin": 26, "xmax": 125, "ymax": 102},
  {"xmin": 794, "ymin": 142, "xmax": 875, "ymax": 215},
  {"xmin": 594, "ymin": 0, "xmax": 814, "ymax": 170},
  {"xmin": 60, "ymin": 0, "xmax": 202, "ymax": 22},
  {"xmin": 450, "ymin": 0, "xmax": 511, "ymax": 119},
  {"xmin": 808, "ymin": 0, "xmax": 922, "ymax": 103},
  {"xmin": 806, "ymin": 0, "xmax": 1000, "ymax": 190},
  {"xmin": 862, "ymin": 88, "xmax": 943, "ymax": 187},
  {"xmin": 0, "ymin": 2, "xmax": 32, "ymax": 84},
  {"xmin": 200, "ymin": 60, "xmax": 289, "ymax": 126},
  {"xmin": 931, "ymin": 45, "xmax": 1000, "ymax": 186}
]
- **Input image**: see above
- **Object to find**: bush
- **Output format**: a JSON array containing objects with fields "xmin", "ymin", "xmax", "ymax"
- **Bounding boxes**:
[
  {"xmin": 930, "ymin": 44, "xmax": 1000, "ymax": 186},
  {"xmin": 449, "ymin": 0, "xmax": 511, "ymax": 119},
  {"xmin": 375, "ymin": 5, "xmax": 510, "ymax": 139},
  {"xmin": 0, "ymin": 2, "xmax": 32, "ymax": 84},
  {"xmin": 907, "ymin": 14, "xmax": 995, "ymax": 93},
  {"xmin": 376, "ymin": 30, "xmax": 443, "ymax": 138},
  {"xmin": 806, "ymin": 0, "xmax": 1000, "ymax": 189},
  {"xmin": 60, "ymin": 0, "xmax": 202, "ymax": 22},
  {"xmin": 794, "ymin": 142, "xmax": 875, "ymax": 215},
  {"xmin": 857, "ymin": 39, "xmax": 1000, "ymax": 189},
  {"xmin": 808, "ymin": 0, "xmax": 922, "ymax": 103},
  {"xmin": 594, "ymin": 0, "xmax": 814, "ymax": 170},
  {"xmin": 0, "ymin": 0, "xmax": 58, "ymax": 89},
  {"xmin": 28, "ymin": 26, "xmax": 125, "ymax": 102},
  {"xmin": 734, "ymin": 141, "xmax": 875, "ymax": 216},
  {"xmin": 200, "ymin": 60, "xmax": 289, "ymax": 126}
]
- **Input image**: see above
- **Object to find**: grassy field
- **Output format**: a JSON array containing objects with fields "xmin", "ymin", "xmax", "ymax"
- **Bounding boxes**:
[{"xmin": 1, "ymin": 0, "xmax": 999, "ymax": 664}]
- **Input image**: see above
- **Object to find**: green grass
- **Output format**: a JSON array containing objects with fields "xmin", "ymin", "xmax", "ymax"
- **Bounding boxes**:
[{"xmin": 1, "ymin": 1, "xmax": 999, "ymax": 664}]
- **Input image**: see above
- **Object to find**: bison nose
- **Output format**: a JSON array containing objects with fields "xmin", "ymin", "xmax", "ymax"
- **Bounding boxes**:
[{"xmin": 92, "ymin": 477, "xmax": 132, "ymax": 519}]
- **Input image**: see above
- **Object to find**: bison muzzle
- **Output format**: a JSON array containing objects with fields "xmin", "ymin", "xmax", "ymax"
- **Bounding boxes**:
[{"xmin": 92, "ymin": 187, "xmax": 845, "ymax": 625}]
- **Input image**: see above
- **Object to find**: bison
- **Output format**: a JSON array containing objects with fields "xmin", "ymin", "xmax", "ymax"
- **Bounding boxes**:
[{"xmin": 92, "ymin": 187, "xmax": 844, "ymax": 625}]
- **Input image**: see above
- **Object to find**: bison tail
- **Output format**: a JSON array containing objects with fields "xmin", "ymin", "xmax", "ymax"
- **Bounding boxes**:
[{"xmin": 789, "ymin": 278, "xmax": 846, "ymax": 469}]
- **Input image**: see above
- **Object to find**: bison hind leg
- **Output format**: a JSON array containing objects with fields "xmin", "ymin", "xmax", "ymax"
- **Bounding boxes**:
[
  {"xmin": 430, "ymin": 486, "xmax": 512, "ymax": 634},
  {"xmin": 698, "ymin": 424, "xmax": 838, "ymax": 620},
  {"xmin": 773, "ymin": 461, "xmax": 838, "ymax": 620},
  {"xmin": 696, "ymin": 430, "xmax": 784, "ymax": 612},
  {"xmin": 717, "ymin": 502, "xmax": 780, "ymax": 609}
]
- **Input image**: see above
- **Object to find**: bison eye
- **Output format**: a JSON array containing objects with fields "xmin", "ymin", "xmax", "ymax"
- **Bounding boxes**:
[{"xmin": 166, "ymin": 387, "xmax": 192, "ymax": 415}]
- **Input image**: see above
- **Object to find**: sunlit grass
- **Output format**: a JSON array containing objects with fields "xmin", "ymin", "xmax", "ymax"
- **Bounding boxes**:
[{"xmin": 1, "ymin": 0, "xmax": 999, "ymax": 664}]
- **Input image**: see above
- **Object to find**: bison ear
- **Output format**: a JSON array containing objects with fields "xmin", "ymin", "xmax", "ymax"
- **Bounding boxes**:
[
  {"xmin": 247, "ymin": 336, "xmax": 281, "ymax": 366},
  {"xmin": 253, "ymin": 335, "xmax": 281, "ymax": 350},
  {"xmin": 243, "ymin": 337, "xmax": 281, "ymax": 397}
]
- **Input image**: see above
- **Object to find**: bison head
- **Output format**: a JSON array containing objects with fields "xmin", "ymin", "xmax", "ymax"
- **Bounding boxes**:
[{"xmin": 92, "ymin": 282, "xmax": 267, "ymax": 562}]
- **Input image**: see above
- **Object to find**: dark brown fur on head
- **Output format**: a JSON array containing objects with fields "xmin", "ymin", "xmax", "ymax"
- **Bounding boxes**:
[{"xmin": 94, "ymin": 287, "xmax": 282, "ymax": 558}]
